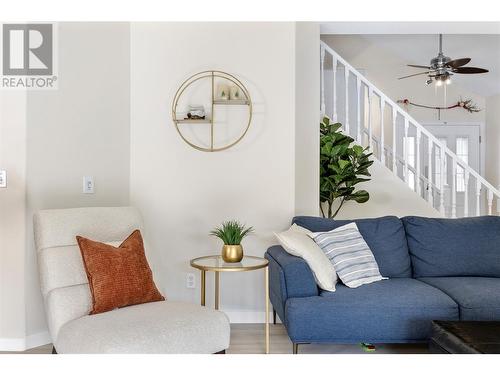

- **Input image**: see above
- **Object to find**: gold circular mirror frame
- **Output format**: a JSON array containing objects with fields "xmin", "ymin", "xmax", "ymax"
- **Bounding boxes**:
[{"xmin": 171, "ymin": 70, "xmax": 253, "ymax": 152}]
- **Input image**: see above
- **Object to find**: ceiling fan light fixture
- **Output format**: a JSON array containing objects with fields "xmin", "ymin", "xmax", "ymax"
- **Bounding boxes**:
[{"xmin": 400, "ymin": 34, "xmax": 488, "ymax": 83}]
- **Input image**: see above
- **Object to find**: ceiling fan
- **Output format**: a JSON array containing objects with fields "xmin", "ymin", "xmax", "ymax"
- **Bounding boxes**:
[{"xmin": 398, "ymin": 34, "xmax": 489, "ymax": 86}]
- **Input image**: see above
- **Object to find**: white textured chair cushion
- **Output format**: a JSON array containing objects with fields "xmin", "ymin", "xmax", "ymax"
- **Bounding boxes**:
[
  {"xmin": 34, "ymin": 207, "xmax": 143, "ymax": 250},
  {"xmin": 55, "ymin": 301, "xmax": 230, "ymax": 354},
  {"xmin": 274, "ymin": 224, "xmax": 337, "ymax": 291}
]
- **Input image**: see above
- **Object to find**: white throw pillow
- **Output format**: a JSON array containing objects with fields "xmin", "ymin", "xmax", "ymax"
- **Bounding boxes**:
[
  {"xmin": 274, "ymin": 224, "xmax": 337, "ymax": 291},
  {"xmin": 309, "ymin": 222, "xmax": 386, "ymax": 288}
]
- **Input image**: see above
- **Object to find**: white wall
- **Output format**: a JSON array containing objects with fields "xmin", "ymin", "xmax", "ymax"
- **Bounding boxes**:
[
  {"xmin": 0, "ymin": 91, "xmax": 27, "ymax": 349},
  {"xmin": 295, "ymin": 23, "xmax": 320, "ymax": 216},
  {"xmin": 25, "ymin": 22, "xmax": 131, "ymax": 340},
  {"xmin": 130, "ymin": 22, "xmax": 318, "ymax": 321},
  {"xmin": 335, "ymin": 159, "xmax": 442, "ymax": 219},
  {"xmin": 486, "ymin": 94, "xmax": 500, "ymax": 189}
]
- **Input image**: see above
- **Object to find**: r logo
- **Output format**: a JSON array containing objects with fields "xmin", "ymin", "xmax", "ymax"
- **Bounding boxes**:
[{"xmin": 3, "ymin": 24, "xmax": 53, "ymax": 76}]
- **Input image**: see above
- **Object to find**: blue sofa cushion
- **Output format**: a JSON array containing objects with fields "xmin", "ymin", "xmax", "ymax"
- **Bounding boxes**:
[
  {"xmin": 402, "ymin": 216, "xmax": 500, "ymax": 277},
  {"xmin": 284, "ymin": 278, "xmax": 458, "ymax": 343},
  {"xmin": 419, "ymin": 277, "xmax": 500, "ymax": 321},
  {"xmin": 292, "ymin": 216, "xmax": 411, "ymax": 278}
]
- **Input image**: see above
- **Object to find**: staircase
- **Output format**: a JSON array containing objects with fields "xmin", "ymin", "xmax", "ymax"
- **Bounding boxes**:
[{"xmin": 320, "ymin": 41, "xmax": 500, "ymax": 218}]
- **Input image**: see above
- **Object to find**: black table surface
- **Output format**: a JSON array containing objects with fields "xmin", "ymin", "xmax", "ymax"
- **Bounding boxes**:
[{"xmin": 431, "ymin": 321, "xmax": 500, "ymax": 354}]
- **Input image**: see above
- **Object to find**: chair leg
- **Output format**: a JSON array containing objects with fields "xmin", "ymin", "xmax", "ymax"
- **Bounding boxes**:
[
  {"xmin": 52, "ymin": 346, "xmax": 57, "ymax": 354},
  {"xmin": 273, "ymin": 308, "xmax": 276, "ymax": 325},
  {"xmin": 293, "ymin": 343, "xmax": 298, "ymax": 354},
  {"xmin": 214, "ymin": 349, "xmax": 226, "ymax": 354}
]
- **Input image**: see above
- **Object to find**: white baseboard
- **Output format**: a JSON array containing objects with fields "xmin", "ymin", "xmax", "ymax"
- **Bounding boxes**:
[
  {"xmin": 0, "ymin": 331, "xmax": 51, "ymax": 352},
  {"xmin": 0, "ymin": 337, "xmax": 26, "ymax": 352},
  {"xmin": 26, "ymin": 331, "xmax": 51, "ymax": 350}
]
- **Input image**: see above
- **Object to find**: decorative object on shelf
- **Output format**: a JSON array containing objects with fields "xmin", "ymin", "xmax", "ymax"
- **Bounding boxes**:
[
  {"xmin": 230, "ymin": 85, "xmax": 241, "ymax": 100},
  {"xmin": 320, "ymin": 116, "xmax": 373, "ymax": 218},
  {"xmin": 172, "ymin": 70, "xmax": 252, "ymax": 152},
  {"xmin": 210, "ymin": 220, "xmax": 254, "ymax": 263},
  {"xmin": 186, "ymin": 105, "xmax": 206, "ymax": 119},
  {"xmin": 216, "ymin": 83, "xmax": 230, "ymax": 100},
  {"xmin": 397, "ymin": 97, "xmax": 481, "ymax": 120}
]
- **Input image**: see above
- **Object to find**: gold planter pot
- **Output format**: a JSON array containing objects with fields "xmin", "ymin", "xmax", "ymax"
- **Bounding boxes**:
[{"xmin": 221, "ymin": 244, "xmax": 243, "ymax": 263}]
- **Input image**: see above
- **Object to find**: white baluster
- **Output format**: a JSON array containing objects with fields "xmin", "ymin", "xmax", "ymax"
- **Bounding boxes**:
[
  {"xmin": 392, "ymin": 108, "xmax": 397, "ymax": 176},
  {"xmin": 476, "ymin": 180, "xmax": 481, "ymax": 216},
  {"xmin": 416, "ymin": 128, "xmax": 421, "ymax": 197},
  {"xmin": 344, "ymin": 67, "xmax": 349, "ymax": 135},
  {"xmin": 427, "ymin": 137, "xmax": 433, "ymax": 205},
  {"xmin": 380, "ymin": 98, "xmax": 385, "ymax": 165},
  {"xmin": 368, "ymin": 88, "xmax": 373, "ymax": 152},
  {"xmin": 439, "ymin": 145, "xmax": 446, "ymax": 215},
  {"xmin": 451, "ymin": 158, "xmax": 457, "ymax": 218},
  {"xmin": 488, "ymin": 189, "xmax": 494, "ymax": 215},
  {"xmin": 464, "ymin": 170, "xmax": 469, "ymax": 217},
  {"xmin": 403, "ymin": 118, "xmax": 409, "ymax": 185},
  {"xmin": 356, "ymin": 77, "xmax": 361, "ymax": 144},
  {"xmin": 320, "ymin": 45, "xmax": 325, "ymax": 117},
  {"xmin": 332, "ymin": 57, "xmax": 338, "ymax": 123}
]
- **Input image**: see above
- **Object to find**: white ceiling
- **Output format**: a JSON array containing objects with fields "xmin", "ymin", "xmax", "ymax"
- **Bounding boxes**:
[
  {"xmin": 320, "ymin": 22, "xmax": 500, "ymax": 35},
  {"xmin": 325, "ymin": 34, "xmax": 500, "ymax": 97}
]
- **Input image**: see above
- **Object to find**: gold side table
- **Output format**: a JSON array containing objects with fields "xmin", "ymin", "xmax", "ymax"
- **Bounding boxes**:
[{"xmin": 190, "ymin": 255, "xmax": 270, "ymax": 354}]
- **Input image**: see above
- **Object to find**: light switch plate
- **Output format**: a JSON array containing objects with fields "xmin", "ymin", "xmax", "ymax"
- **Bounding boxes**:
[
  {"xmin": 0, "ymin": 170, "xmax": 6, "ymax": 188},
  {"xmin": 83, "ymin": 176, "xmax": 94, "ymax": 194}
]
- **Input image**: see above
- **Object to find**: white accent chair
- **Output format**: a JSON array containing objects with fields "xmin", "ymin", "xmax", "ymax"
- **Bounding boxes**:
[{"xmin": 34, "ymin": 206, "xmax": 230, "ymax": 354}]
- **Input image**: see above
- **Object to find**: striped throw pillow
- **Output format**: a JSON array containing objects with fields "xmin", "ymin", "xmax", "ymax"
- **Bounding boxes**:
[{"xmin": 309, "ymin": 222, "xmax": 386, "ymax": 288}]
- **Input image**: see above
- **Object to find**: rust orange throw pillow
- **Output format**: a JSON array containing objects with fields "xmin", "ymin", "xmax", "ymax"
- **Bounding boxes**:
[{"xmin": 77, "ymin": 230, "xmax": 164, "ymax": 315}]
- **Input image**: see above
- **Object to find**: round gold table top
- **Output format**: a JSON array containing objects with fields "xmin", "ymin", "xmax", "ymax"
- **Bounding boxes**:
[{"xmin": 190, "ymin": 255, "xmax": 268, "ymax": 272}]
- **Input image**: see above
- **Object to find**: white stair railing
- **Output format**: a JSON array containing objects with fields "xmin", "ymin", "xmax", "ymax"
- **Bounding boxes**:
[{"xmin": 320, "ymin": 41, "xmax": 500, "ymax": 218}]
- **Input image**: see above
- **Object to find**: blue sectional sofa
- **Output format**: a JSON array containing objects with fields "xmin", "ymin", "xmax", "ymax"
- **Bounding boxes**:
[{"xmin": 265, "ymin": 215, "xmax": 500, "ymax": 352}]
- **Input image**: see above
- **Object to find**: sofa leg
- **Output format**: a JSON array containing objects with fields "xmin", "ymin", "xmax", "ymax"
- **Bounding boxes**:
[
  {"xmin": 273, "ymin": 308, "xmax": 276, "ymax": 325},
  {"xmin": 52, "ymin": 346, "xmax": 57, "ymax": 354},
  {"xmin": 214, "ymin": 349, "xmax": 226, "ymax": 354},
  {"xmin": 293, "ymin": 343, "xmax": 298, "ymax": 354}
]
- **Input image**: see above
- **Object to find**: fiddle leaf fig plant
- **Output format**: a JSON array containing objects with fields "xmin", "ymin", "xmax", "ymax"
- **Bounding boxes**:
[{"xmin": 320, "ymin": 116, "xmax": 373, "ymax": 218}]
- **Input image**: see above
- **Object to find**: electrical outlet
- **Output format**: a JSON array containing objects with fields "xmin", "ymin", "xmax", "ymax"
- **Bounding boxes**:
[
  {"xmin": 83, "ymin": 176, "xmax": 94, "ymax": 194},
  {"xmin": 0, "ymin": 170, "xmax": 6, "ymax": 188},
  {"xmin": 186, "ymin": 273, "xmax": 196, "ymax": 289}
]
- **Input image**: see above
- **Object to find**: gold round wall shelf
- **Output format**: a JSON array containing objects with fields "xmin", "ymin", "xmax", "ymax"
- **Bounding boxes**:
[{"xmin": 171, "ymin": 70, "xmax": 252, "ymax": 152}]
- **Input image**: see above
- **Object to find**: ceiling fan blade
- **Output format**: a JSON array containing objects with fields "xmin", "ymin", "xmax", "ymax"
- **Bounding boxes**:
[
  {"xmin": 446, "ymin": 58, "xmax": 471, "ymax": 68},
  {"xmin": 398, "ymin": 71, "xmax": 434, "ymax": 80},
  {"xmin": 453, "ymin": 67, "xmax": 489, "ymax": 74},
  {"xmin": 407, "ymin": 64, "xmax": 431, "ymax": 69}
]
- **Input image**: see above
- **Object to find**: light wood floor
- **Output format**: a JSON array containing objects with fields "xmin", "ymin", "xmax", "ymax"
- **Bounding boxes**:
[{"xmin": 4, "ymin": 324, "xmax": 428, "ymax": 354}]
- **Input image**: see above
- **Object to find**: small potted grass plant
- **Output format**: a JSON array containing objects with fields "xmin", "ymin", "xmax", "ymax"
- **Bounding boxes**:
[{"xmin": 210, "ymin": 220, "xmax": 254, "ymax": 263}]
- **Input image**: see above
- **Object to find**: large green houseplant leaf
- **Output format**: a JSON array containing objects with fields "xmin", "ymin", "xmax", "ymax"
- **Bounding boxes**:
[{"xmin": 320, "ymin": 116, "xmax": 374, "ymax": 218}]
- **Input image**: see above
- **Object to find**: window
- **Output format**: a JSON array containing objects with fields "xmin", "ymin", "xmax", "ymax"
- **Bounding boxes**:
[{"xmin": 456, "ymin": 137, "xmax": 469, "ymax": 192}]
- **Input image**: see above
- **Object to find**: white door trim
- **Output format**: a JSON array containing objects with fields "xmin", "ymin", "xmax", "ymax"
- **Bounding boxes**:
[{"xmin": 421, "ymin": 121, "xmax": 485, "ymax": 178}]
